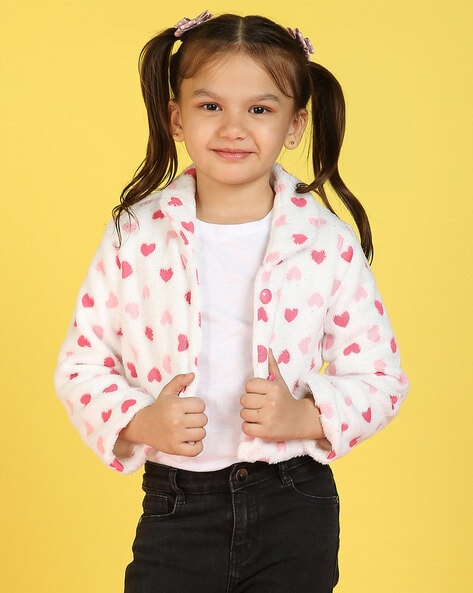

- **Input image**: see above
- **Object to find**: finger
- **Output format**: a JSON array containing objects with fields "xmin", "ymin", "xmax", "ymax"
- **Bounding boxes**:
[
  {"xmin": 183, "ymin": 412, "xmax": 208, "ymax": 428},
  {"xmin": 241, "ymin": 421, "xmax": 265, "ymax": 439},
  {"xmin": 240, "ymin": 408, "xmax": 261, "ymax": 423},
  {"xmin": 184, "ymin": 426, "xmax": 206, "ymax": 442},
  {"xmin": 240, "ymin": 393, "xmax": 265, "ymax": 409},
  {"xmin": 179, "ymin": 439, "xmax": 204, "ymax": 457},
  {"xmin": 245, "ymin": 377, "xmax": 272, "ymax": 395},
  {"xmin": 165, "ymin": 372, "xmax": 195, "ymax": 397},
  {"xmin": 268, "ymin": 349, "xmax": 283, "ymax": 382},
  {"xmin": 182, "ymin": 397, "xmax": 206, "ymax": 414}
]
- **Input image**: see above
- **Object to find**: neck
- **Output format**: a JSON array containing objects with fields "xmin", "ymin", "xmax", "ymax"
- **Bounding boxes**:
[{"xmin": 194, "ymin": 174, "xmax": 275, "ymax": 224}]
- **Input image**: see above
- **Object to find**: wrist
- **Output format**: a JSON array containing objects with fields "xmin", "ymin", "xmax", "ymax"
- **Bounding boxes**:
[
  {"xmin": 117, "ymin": 404, "xmax": 152, "ymax": 447},
  {"xmin": 113, "ymin": 437, "xmax": 136, "ymax": 459},
  {"xmin": 299, "ymin": 397, "xmax": 325, "ymax": 440}
]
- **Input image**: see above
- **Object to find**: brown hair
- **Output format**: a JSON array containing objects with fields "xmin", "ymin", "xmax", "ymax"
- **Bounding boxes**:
[{"xmin": 113, "ymin": 14, "xmax": 373, "ymax": 261}]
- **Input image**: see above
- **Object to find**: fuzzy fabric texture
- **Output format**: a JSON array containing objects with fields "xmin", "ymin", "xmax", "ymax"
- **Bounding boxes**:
[{"xmin": 55, "ymin": 165, "xmax": 408, "ymax": 474}]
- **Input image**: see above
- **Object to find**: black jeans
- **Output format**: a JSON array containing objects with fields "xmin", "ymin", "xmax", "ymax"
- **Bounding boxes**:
[{"xmin": 125, "ymin": 456, "xmax": 339, "ymax": 593}]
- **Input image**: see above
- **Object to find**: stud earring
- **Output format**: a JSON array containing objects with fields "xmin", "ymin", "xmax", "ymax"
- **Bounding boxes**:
[{"xmin": 290, "ymin": 140, "xmax": 295, "ymax": 145}]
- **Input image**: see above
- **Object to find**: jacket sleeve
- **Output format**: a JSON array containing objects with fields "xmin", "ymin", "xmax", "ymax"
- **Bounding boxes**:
[
  {"xmin": 303, "ymin": 230, "xmax": 409, "ymax": 462},
  {"xmin": 54, "ymin": 222, "xmax": 155, "ymax": 474}
]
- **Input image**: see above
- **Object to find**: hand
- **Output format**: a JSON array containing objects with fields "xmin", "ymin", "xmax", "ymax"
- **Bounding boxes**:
[
  {"xmin": 116, "ymin": 373, "xmax": 207, "ymax": 457},
  {"xmin": 240, "ymin": 350, "xmax": 324, "ymax": 442}
]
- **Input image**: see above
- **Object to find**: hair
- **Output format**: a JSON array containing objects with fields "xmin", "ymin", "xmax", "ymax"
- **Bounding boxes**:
[{"xmin": 113, "ymin": 14, "xmax": 373, "ymax": 261}]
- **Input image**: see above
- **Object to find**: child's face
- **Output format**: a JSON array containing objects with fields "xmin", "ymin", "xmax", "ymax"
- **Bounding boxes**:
[{"xmin": 170, "ymin": 53, "xmax": 307, "ymax": 191}]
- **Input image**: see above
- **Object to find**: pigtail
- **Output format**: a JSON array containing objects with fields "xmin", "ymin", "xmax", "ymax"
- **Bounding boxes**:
[
  {"xmin": 299, "ymin": 62, "xmax": 374, "ymax": 262},
  {"xmin": 113, "ymin": 28, "xmax": 178, "ymax": 240}
]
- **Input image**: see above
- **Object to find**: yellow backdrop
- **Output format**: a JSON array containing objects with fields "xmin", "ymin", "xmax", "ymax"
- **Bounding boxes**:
[{"xmin": 1, "ymin": 1, "xmax": 471, "ymax": 591}]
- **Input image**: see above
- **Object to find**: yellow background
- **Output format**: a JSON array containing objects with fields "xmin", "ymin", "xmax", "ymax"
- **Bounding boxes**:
[{"xmin": 1, "ymin": 1, "xmax": 472, "ymax": 591}]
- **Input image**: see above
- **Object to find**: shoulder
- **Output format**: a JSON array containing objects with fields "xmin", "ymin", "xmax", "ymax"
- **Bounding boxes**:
[
  {"xmin": 126, "ymin": 190, "xmax": 167, "ymax": 223},
  {"xmin": 119, "ymin": 169, "xmax": 197, "ymax": 234},
  {"xmin": 273, "ymin": 164, "xmax": 360, "ymax": 244}
]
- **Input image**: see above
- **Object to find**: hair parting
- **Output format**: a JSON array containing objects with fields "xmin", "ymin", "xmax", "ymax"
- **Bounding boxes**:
[{"xmin": 113, "ymin": 14, "xmax": 373, "ymax": 261}]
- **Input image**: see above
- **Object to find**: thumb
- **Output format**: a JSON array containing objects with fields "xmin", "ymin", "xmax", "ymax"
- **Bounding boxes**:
[
  {"xmin": 165, "ymin": 372, "xmax": 195, "ymax": 397},
  {"xmin": 267, "ymin": 349, "xmax": 283, "ymax": 382}
]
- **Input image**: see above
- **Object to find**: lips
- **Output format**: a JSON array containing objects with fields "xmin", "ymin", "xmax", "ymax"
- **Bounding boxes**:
[{"xmin": 212, "ymin": 148, "xmax": 252, "ymax": 160}]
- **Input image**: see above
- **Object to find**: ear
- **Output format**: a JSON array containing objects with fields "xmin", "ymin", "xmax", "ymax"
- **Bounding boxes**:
[
  {"xmin": 284, "ymin": 108, "xmax": 308, "ymax": 150},
  {"xmin": 168, "ymin": 99, "xmax": 184, "ymax": 142}
]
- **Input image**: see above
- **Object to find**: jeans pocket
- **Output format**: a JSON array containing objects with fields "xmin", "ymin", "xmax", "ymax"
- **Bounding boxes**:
[
  {"xmin": 142, "ymin": 491, "xmax": 178, "ymax": 518},
  {"xmin": 288, "ymin": 461, "xmax": 339, "ymax": 504}
]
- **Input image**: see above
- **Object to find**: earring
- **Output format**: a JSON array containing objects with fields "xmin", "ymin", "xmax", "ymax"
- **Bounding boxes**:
[{"xmin": 290, "ymin": 140, "xmax": 295, "ymax": 145}]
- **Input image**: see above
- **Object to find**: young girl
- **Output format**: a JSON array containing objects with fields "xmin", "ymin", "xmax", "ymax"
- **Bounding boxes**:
[{"xmin": 55, "ymin": 11, "xmax": 408, "ymax": 593}]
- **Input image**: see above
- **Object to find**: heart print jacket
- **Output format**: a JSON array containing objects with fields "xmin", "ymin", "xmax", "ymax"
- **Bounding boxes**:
[{"xmin": 55, "ymin": 165, "xmax": 408, "ymax": 474}]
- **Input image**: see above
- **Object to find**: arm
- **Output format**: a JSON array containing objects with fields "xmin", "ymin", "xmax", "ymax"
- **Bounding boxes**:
[
  {"xmin": 54, "ymin": 222, "xmax": 156, "ymax": 473},
  {"xmin": 303, "ymin": 232, "xmax": 409, "ymax": 461}
]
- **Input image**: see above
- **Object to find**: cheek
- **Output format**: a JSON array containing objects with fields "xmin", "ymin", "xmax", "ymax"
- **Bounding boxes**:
[
  {"xmin": 182, "ymin": 116, "xmax": 210, "ymax": 139},
  {"xmin": 259, "ymin": 127, "xmax": 290, "ymax": 152},
  {"xmin": 183, "ymin": 126, "xmax": 206, "ymax": 151},
  {"xmin": 181, "ymin": 128, "xmax": 210, "ymax": 163}
]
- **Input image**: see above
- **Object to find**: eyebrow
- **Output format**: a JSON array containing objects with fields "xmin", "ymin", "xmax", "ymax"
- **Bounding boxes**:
[{"xmin": 191, "ymin": 89, "xmax": 281, "ymax": 103}]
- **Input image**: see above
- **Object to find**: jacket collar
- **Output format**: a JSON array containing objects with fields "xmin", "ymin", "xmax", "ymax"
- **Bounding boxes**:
[{"xmin": 158, "ymin": 164, "xmax": 328, "ymax": 264}]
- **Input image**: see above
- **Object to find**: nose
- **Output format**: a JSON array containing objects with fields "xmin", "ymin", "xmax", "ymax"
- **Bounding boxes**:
[{"xmin": 218, "ymin": 109, "xmax": 246, "ymax": 140}]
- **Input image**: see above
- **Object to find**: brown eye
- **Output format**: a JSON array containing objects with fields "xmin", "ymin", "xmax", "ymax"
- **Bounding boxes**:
[{"xmin": 250, "ymin": 106, "xmax": 269, "ymax": 115}]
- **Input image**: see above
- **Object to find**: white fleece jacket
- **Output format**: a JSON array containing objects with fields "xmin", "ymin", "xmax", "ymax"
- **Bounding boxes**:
[{"xmin": 55, "ymin": 165, "xmax": 408, "ymax": 474}]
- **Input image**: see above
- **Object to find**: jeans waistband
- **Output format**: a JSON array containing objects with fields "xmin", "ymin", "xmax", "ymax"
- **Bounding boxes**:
[{"xmin": 144, "ymin": 456, "xmax": 316, "ymax": 494}]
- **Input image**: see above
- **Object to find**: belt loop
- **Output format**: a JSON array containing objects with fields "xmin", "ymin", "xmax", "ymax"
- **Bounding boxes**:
[
  {"xmin": 277, "ymin": 460, "xmax": 292, "ymax": 485},
  {"xmin": 169, "ymin": 467, "xmax": 186, "ymax": 505}
]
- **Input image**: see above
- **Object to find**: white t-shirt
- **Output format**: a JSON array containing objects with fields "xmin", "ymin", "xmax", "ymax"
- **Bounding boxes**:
[{"xmin": 157, "ymin": 212, "xmax": 272, "ymax": 471}]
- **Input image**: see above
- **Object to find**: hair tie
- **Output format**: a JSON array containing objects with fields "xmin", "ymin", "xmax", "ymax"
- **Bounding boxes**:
[
  {"xmin": 173, "ymin": 10, "xmax": 213, "ymax": 38},
  {"xmin": 287, "ymin": 27, "xmax": 315, "ymax": 61}
]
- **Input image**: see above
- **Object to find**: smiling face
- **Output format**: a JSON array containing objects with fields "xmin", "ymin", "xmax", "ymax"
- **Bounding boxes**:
[{"xmin": 169, "ymin": 53, "xmax": 307, "ymax": 194}]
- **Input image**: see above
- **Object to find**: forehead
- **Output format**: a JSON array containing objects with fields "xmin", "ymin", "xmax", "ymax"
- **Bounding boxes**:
[{"xmin": 181, "ymin": 53, "xmax": 283, "ymax": 94}]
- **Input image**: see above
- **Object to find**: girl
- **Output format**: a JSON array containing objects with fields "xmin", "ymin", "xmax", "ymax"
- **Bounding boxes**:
[{"xmin": 55, "ymin": 11, "xmax": 408, "ymax": 593}]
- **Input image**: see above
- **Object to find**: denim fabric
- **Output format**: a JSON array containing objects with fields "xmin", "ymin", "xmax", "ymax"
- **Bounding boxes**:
[{"xmin": 124, "ymin": 456, "xmax": 339, "ymax": 593}]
